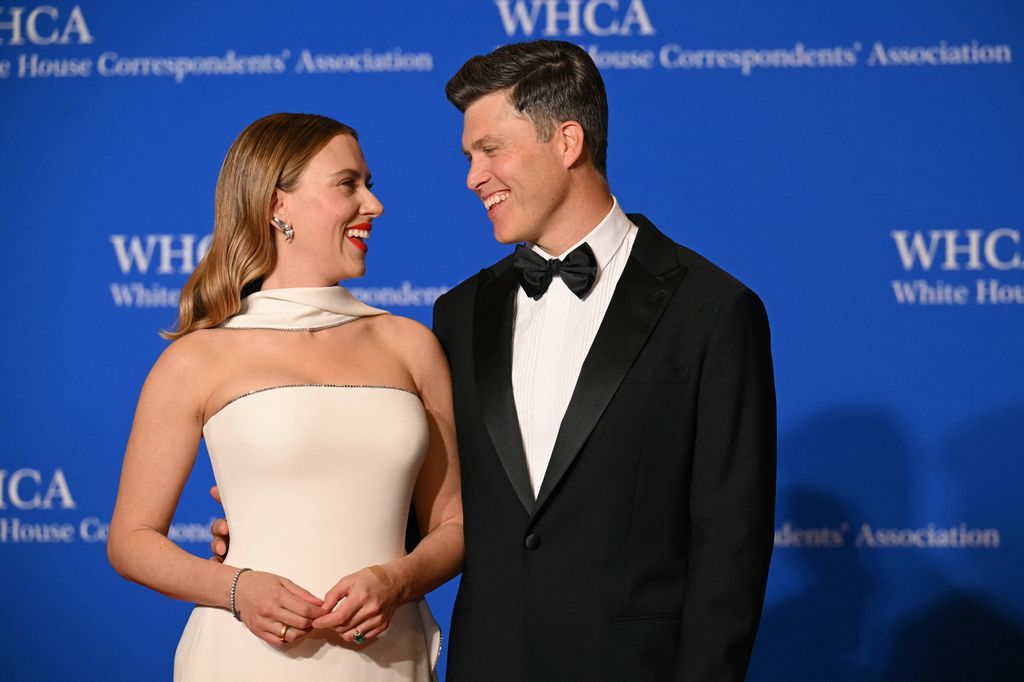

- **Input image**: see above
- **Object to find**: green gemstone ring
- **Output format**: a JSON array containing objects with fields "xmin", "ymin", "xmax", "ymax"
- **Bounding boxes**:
[{"xmin": 354, "ymin": 630, "xmax": 365, "ymax": 644}]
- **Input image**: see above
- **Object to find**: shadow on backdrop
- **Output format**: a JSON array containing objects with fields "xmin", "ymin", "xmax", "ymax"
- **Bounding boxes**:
[
  {"xmin": 751, "ymin": 488, "xmax": 873, "ymax": 681},
  {"xmin": 880, "ymin": 404, "xmax": 1024, "ymax": 680},
  {"xmin": 749, "ymin": 404, "xmax": 1024, "ymax": 680},
  {"xmin": 882, "ymin": 591, "xmax": 1024, "ymax": 681},
  {"xmin": 748, "ymin": 406, "xmax": 910, "ymax": 681}
]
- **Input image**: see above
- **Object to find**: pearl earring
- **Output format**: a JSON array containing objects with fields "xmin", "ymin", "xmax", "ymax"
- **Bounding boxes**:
[{"xmin": 271, "ymin": 215, "xmax": 294, "ymax": 241}]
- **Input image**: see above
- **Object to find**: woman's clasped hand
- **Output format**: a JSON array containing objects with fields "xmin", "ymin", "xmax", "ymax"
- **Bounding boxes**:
[
  {"xmin": 232, "ymin": 564, "xmax": 405, "ymax": 647},
  {"xmin": 314, "ymin": 564, "xmax": 403, "ymax": 644},
  {"xmin": 232, "ymin": 570, "xmax": 326, "ymax": 646}
]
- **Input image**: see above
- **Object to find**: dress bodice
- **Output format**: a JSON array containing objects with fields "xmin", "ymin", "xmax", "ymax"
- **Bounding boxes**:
[{"xmin": 203, "ymin": 385, "xmax": 428, "ymax": 596}]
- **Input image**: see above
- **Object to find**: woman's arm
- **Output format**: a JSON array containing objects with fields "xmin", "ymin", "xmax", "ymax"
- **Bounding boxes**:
[
  {"xmin": 314, "ymin": 318, "xmax": 464, "ymax": 641},
  {"xmin": 108, "ymin": 335, "xmax": 234, "ymax": 603},
  {"xmin": 389, "ymin": 319, "xmax": 465, "ymax": 597},
  {"xmin": 108, "ymin": 335, "xmax": 325, "ymax": 645}
]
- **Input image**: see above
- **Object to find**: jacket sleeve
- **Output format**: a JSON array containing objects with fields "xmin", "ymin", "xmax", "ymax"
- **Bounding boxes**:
[
  {"xmin": 431, "ymin": 290, "xmax": 454, "ymax": 355},
  {"xmin": 676, "ymin": 286, "xmax": 777, "ymax": 681}
]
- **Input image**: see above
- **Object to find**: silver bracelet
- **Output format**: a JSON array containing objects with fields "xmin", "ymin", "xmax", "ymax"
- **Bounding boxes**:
[{"xmin": 230, "ymin": 567, "xmax": 252, "ymax": 621}]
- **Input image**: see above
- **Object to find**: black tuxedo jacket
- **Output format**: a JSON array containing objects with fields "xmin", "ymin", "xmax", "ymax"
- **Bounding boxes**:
[{"xmin": 432, "ymin": 215, "xmax": 776, "ymax": 681}]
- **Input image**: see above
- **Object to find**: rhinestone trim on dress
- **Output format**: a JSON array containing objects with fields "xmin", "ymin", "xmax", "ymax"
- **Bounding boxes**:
[
  {"xmin": 221, "ymin": 383, "xmax": 418, "ymax": 409},
  {"xmin": 221, "ymin": 320, "xmax": 353, "ymax": 332}
]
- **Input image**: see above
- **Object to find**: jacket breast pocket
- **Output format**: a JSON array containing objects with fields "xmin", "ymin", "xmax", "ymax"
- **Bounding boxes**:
[
  {"xmin": 602, "ymin": 614, "xmax": 680, "ymax": 681},
  {"xmin": 621, "ymin": 362, "xmax": 691, "ymax": 385}
]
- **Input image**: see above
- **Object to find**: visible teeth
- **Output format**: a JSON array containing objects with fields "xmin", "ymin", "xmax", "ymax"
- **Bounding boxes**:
[
  {"xmin": 484, "ymin": 192, "xmax": 510, "ymax": 209},
  {"xmin": 345, "ymin": 229, "xmax": 370, "ymax": 239}
]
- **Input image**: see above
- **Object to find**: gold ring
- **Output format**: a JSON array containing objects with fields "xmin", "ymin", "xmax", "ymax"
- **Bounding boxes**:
[
  {"xmin": 278, "ymin": 623, "xmax": 289, "ymax": 641},
  {"xmin": 354, "ymin": 628, "xmax": 365, "ymax": 644}
]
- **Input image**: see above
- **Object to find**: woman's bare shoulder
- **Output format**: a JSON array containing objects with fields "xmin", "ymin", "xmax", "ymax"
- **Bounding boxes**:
[
  {"xmin": 368, "ymin": 315, "xmax": 440, "ymax": 354},
  {"xmin": 147, "ymin": 328, "xmax": 234, "ymax": 387},
  {"xmin": 367, "ymin": 315, "xmax": 449, "ymax": 387}
]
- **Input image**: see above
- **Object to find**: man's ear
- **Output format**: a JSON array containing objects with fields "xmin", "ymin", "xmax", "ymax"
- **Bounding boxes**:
[{"xmin": 559, "ymin": 120, "xmax": 586, "ymax": 169}]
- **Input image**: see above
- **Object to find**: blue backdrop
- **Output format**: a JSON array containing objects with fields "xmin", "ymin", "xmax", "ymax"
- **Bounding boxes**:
[{"xmin": 2, "ymin": 1, "xmax": 1022, "ymax": 679}]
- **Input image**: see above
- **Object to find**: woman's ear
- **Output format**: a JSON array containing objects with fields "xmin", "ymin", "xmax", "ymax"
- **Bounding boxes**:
[{"xmin": 270, "ymin": 189, "xmax": 286, "ymax": 221}]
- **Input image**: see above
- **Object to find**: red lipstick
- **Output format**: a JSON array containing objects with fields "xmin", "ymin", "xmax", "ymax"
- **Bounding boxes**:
[{"xmin": 346, "ymin": 223, "xmax": 372, "ymax": 253}]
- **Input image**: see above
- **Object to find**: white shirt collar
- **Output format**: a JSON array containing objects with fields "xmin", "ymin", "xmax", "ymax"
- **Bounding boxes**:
[{"xmin": 531, "ymin": 196, "xmax": 631, "ymax": 273}]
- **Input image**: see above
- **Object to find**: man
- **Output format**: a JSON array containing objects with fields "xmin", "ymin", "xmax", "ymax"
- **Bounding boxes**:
[
  {"xmin": 433, "ymin": 40, "xmax": 776, "ymax": 681},
  {"xmin": 215, "ymin": 39, "xmax": 775, "ymax": 681}
]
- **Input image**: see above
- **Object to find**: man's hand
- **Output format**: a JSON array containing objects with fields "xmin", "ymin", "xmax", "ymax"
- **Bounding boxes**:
[{"xmin": 208, "ymin": 485, "xmax": 229, "ymax": 562}]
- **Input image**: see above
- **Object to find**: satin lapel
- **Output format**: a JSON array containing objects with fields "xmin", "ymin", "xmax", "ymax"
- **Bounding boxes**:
[
  {"xmin": 473, "ymin": 263, "xmax": 535, "ymax": 513},
  {"xmin": 533, "ymin": 217, "xmax": 687, "ymax": 513}
]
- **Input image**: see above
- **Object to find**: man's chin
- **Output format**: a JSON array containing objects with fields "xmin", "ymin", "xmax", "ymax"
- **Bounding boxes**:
[{"xmin": 492, "ymin": 223, "xmax": 531, "ymax": 245}]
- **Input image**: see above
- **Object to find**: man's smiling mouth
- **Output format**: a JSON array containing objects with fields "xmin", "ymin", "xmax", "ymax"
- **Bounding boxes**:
[{"xmin": 484, "ymin": 191, "xmax": 510, "ymax": 210}]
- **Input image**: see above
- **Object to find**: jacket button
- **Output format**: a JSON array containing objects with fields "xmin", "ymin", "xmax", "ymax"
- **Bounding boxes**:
[{"xmin": 525, "ymin": 534, "xmax": 542, "ymax": 550}]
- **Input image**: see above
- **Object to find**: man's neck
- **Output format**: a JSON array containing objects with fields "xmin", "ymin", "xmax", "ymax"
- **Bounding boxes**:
[{"xmin": 535, "ymin": 183, "xmax": 614, "ymax": 257}]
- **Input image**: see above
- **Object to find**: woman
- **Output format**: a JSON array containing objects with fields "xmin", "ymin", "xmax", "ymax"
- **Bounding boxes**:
[{"xmin": 108, "ymin": 113, "xmax": 463, "ymax": 681}]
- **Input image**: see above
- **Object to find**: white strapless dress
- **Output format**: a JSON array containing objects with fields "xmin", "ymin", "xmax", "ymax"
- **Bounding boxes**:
[{"xmin": 173, "ymin": 287, "xmax": 441, "ymax": 681}]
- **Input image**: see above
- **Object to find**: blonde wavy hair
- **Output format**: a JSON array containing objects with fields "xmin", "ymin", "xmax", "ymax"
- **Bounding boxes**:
[{"xmin": 164, "ymin": 113, "xmax": 357, "ymax": 339}]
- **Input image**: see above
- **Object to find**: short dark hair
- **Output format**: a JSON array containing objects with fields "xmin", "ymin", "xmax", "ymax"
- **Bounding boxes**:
[{"xmin": 446, "ymin": 40, "xmax": 609, "ymax": 177}]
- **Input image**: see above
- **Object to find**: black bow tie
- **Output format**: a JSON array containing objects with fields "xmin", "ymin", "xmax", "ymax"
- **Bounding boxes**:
[{"xmin": 513, "ymin": 243, "xmax": 598, "ymax": 300}]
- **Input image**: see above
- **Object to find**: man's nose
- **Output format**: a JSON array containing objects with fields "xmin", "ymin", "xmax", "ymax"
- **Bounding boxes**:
[{"xmin": 466, "ymin": 159, "xmax": 489, "ymax": 192}]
